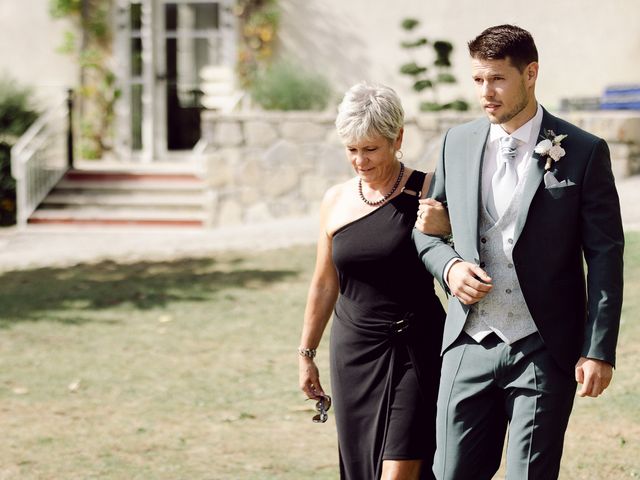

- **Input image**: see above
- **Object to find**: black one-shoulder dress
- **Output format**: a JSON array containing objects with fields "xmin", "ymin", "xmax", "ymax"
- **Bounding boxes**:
[{"xmin": 330, "ymin": 170, "xmax": 445, "ymax": 480}]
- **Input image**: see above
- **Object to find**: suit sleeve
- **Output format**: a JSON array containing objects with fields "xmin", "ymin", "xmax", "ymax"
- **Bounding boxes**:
[
  {"xmin": 413, "ymin": 130, "xmax": 461, "ymax": 290},
  {"xmin": 580, "ymin": 138, "xmax": 624, "ymax": 366}
]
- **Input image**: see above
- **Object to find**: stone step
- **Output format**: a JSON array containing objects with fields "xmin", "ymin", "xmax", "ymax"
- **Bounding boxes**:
[
  {"xmin": 55, "ymin": 178, "xmax": 206, "ymax": 192},
  {"xmin": 28, "ymin": 167, "xmax": 210, "ymax": 227},
  {"xmin": 65, "ymin": 169, "xmax": 203, "ymax": 181},
  {"xmin": 43, "ymin": 192, "xmax": 207, "ymax": 208},
  {"xmin": 28, "ymin": 208, "xmax": 207, "ymax": 227}
]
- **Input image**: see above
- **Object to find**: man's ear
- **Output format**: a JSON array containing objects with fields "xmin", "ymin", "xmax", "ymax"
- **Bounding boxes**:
[{"xmin": 526, "ymin": 62, "xmax": 539, "ymax": 83}]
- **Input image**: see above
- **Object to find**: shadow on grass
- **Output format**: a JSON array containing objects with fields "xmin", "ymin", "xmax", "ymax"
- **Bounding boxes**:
[{"xmin": 0, "ymin": 256, "xmax": 299, "ymax": 327}]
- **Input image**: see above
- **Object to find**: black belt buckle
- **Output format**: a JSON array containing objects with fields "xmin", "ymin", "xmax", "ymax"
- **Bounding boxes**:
[{"xmin": 390, "ymin": 318, "xmax": 410, "ymax": 335}]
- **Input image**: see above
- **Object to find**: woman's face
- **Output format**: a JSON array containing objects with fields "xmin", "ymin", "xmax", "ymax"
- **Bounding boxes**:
[{"xmin": 344, "ymin": 131, "xmax": 402, "ymax": 184}]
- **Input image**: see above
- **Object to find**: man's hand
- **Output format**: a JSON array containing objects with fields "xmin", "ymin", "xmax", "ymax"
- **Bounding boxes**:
[
  {"xmin": 447, "ymin": 261, "xmax": 492, "ymax": 305},
  {"xmin": 575, "ymin": 357, "xmax": 613, "ymax": 397},
  {"xmin": 415, "ymin": 198, "xmax": 451, "ymax": 237}
]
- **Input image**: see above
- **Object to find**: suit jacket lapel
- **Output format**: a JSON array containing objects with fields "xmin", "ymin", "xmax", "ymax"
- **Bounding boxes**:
[
  {"xmin": 467, "ymin": 120, "xmax": 490, "ymax": 256},
  {"xmin": 513, "ymin": 108, "xmax": 558, "ymax": 243}
]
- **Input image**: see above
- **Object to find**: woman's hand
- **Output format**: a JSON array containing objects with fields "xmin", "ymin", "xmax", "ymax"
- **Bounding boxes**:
[
  {"xmin": 299, "ymin": 357, "xmax": 325, "ymax": 400},
  {"xmin": 415, "ymin": 198, "xmax": 451, "ymax": 236}
]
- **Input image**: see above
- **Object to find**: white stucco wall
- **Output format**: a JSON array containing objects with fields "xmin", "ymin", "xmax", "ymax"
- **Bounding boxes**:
[
  {"xmin": 0, "ymin": 0, "xmax": 637, "ymax": 135},
  {"xmin": 0, "ymin": 0, "xmax": 77, "ymax": 106},
  {"xmin": 1, "ymin": 0, "xmax": 637, "ymax": 114},
  {"xmin": 278, "ymin": 0, "xmax": 640, "ymax": 114}
]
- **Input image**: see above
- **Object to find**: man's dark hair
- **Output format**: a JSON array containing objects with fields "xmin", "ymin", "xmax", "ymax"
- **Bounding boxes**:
[{"xmin": 468, "ymin": 24, "xmax": 538, "ymax": 72}]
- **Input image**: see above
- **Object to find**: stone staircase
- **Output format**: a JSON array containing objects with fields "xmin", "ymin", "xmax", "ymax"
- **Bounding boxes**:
[{"xmin": 28, "ymin": 168, "xmax": 209, "ymax": 227}]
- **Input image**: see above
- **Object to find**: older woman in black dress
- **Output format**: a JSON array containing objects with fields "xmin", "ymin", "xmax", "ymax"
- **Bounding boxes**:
[{"xmin": 298, "ymin": 82, "xmax": 450, "ymax": 480}]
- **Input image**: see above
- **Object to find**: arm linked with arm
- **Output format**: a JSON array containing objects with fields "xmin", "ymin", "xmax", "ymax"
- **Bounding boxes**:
[{"xmin": 413, "ymin": 130, "xmax": 461, "ymax": 290}]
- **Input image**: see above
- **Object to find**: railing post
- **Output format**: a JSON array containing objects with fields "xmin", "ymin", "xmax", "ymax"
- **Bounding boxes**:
[{"xmin": 67, "ymin": 88, "xmax": 74, "ymax": 169}]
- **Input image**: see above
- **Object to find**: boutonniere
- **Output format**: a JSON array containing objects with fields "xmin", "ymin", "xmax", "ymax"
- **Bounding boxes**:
[{"xmin": 534, "ymin": 129, "xmax": 568, "ymax": 171}]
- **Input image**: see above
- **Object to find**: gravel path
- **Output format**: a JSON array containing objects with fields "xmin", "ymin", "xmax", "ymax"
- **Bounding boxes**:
[
  {"xmin": 1, "ymin": 174, "xmax": 639, "ymax": 271},
  {"xmin": 0, "ymin": 216, "xmax": 319, "ymax": 271}
]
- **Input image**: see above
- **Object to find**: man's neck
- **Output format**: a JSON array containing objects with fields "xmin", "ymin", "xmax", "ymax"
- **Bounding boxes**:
[{"xmin": 501, "ymin": 100, "xmax": 538, "ymax": 134}]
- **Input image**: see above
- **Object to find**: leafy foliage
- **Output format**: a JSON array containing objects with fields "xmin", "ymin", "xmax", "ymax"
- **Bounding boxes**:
[
  {"xmin": 414, "ymin": 79, "xmax": 434, "ymax": 91},
  {"xmin": 49, "ymin": 0, "xmax": 118, "ymax": 159},
  {"xmin": 433, "ymin": 41, "xmax": 453, "ymax": 67},
  {"xmin": 250, "ymin": 61, "xmax": 331, "ymax": 111},
  {"xmin": 400, "ymin": 62, "xmax": 428, "ymax": 76},
  {"xmin": 437, "ymin": 73, "xmax": 457, "ymax": 84},
  {"xmin": 401, "ymin": 18, "xmax": 420, "ymax": 30},
  {"xmin": 399, "ymin": 19, "xmax": 468, "ymax": 112},
  {"xmin": 235, "ymin": 0, "xmax": 281, "ymax": 89},
  {"xmin": 401, "ymin": 38, "xmax": 428, "ymax": 49},
  {"xmin": 0, "ymin": 76, "xmax": 38, "ymax": 226}
]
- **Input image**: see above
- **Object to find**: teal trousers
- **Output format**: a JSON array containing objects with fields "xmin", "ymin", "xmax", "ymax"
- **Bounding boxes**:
[{"xmin": 433, "ymin": 332, "xmax": 576, "ymax": 480}]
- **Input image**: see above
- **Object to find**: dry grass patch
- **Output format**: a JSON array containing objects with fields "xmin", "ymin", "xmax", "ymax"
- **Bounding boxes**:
[{"xmin": 0, "ymin": 238, "xmax": 638, "ymax": 479}]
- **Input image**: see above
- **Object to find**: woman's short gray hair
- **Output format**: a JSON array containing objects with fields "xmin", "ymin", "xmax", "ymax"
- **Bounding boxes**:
[{"xmin": 335, "ymin": 82, "xmax": 404, "ymax": 144}]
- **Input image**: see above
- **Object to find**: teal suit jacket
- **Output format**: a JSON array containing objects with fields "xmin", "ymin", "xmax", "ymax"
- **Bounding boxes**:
[{"xmin": 413, "ymin": 108, "xmax": 624, "ymax": 374}]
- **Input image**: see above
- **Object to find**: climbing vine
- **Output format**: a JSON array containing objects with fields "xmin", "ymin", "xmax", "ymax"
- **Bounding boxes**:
[
  {"xmin": 234, "ymin": 0, "xmax": 280, "ymax": 89},
  {"xmin": 50, "ymin": 0, "xmax": 119, "ymax": 159},
  {"xmin": 48, "ymin": 0, "xmax": 280, "ymax": 155}
]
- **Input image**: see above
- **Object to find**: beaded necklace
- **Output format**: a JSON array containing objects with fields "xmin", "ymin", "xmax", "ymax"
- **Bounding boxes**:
[{"xmin": 358, "ymin": 162, "xmax": 405, "ymax": 206}]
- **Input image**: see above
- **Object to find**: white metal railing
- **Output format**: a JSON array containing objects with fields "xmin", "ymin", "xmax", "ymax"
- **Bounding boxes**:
[{"xmin": 10, "ymin": 97, "xmax": 71, "ymax": 227}]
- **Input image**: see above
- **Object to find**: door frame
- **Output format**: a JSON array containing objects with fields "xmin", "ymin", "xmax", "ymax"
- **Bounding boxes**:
[{"xmin": 114, "ymin": 0, "xmax": 236, "ymax": 162}]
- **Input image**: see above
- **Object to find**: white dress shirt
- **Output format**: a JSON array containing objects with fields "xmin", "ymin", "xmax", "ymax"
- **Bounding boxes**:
[
  {"xmin": 443, "ymin": 104, "xmax": 544, "ymax": 287},
  {"xmin": 481, "ymin": 104, "xmax": 544, "ymax": 210}
]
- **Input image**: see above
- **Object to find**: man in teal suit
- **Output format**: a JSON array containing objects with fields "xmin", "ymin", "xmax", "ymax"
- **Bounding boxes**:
[{"xmin": 413, "ymin": 25, "xmax": 624, "ymax": 479}]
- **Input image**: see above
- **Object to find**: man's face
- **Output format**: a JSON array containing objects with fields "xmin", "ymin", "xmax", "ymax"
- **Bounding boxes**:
[{"xmin": 471, "ymin": 57, "xmax": 538, "ymax": 132}]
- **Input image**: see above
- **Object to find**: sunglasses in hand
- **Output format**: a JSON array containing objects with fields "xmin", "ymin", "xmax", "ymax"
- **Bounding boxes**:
[{"xmin": 312, "ymin": 394, "xmax": 332, "ymax": 423}]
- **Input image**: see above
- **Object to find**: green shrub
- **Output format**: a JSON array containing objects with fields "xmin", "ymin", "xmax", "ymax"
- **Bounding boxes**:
[
  {"xmin": 400, "ymin": 18, "xmax": 468, "ymax": 111},
  {"xmin": 0, "ymin": 75, "xmax": 39, "ymax": 226},
  {"xmin": 250, "ymin": 61, "xmax": 332, "ymax": 111}
]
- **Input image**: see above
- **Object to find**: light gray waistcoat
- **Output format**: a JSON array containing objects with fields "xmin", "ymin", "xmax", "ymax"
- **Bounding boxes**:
[{"xmin": 464, "ymin": 170, "xmax": 538, "ymax": 344}]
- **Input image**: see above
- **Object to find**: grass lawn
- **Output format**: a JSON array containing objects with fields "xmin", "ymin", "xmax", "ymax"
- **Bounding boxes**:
[{"xmin": 0, "ymin": 235, "xmax": 638, "ymax": 479}]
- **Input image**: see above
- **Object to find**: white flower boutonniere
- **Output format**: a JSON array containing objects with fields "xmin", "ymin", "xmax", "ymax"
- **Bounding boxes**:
[{"xmin": 534, "ymin": 129, "xmax": 568, "ymax": 171}]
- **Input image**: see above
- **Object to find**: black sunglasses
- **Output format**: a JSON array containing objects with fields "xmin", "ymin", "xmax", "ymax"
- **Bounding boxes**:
[{"xmin": 312, "ymin": 395, "xmax": 332, "ymax": 423}]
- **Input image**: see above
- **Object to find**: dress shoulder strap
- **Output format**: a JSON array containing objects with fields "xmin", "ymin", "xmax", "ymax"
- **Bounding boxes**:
[{"xmin": 401, "ymin": 170, "xmax": 427, "ymax": 198}]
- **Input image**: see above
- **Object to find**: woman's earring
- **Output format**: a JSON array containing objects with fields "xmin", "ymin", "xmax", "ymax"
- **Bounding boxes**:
[{"xmin": 395, "ymin": 150, "xmax": 404, "ymax": 160}]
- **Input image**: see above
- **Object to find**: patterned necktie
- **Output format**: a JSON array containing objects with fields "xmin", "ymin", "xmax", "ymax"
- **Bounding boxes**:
[{"xmin": 489, "ymin": 136, "xmax": 519, "ymax": 219}]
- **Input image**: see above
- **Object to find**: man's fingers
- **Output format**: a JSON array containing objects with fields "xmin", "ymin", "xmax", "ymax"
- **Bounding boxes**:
[
  {"xmin": 421, "ymin": 198, "xmax": 443, "ymax": 207},
  {"xmin": 455, "ymin": 281, "xmax": 490, "ymax": 298},
  {"xmin": 578, "ymin": 373, "xmax": 601, "ymax": 397},
  {"xmin": 449, "ymin": 262, "xmax": 493, "ymax": 304},
  {"xmin": 591, "ymin": 376, "xmax": 603, "ymax": 397},
  {"xmin": 577, "ymin": 374, "xmax": 593, "ymax": 397},
  {"xmin": 452, "ymin": 290, "xmax": 478, "ymax": 305},
  {"xmin": 451, "ymin": 280, "xmax": 492, "ymax": 304},
  {"xmin": 575, "ymin": 358, "xmax": 614, "ymax": 398},
  {"xmin": 471, "ymin": 265, "xmax": 492, "ymax": 284}
]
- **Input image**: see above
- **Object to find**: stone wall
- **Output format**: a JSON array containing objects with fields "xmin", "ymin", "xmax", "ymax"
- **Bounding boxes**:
[{"xmin": 200, "ymin": 110, "xmax": 640, "ymax": 227}]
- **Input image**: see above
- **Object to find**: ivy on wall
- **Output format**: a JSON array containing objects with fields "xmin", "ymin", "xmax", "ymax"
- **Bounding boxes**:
[
  {"xmin": 234, "ymin": 0, "xmax": 280, "ymax": 89},
  {"xmin": 48, "ymin": 0, "xmax": 283, "ymax": 156},
  {"xmin": 50, "ymin": 0, "xmax": 120, "ymax": 159}
]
